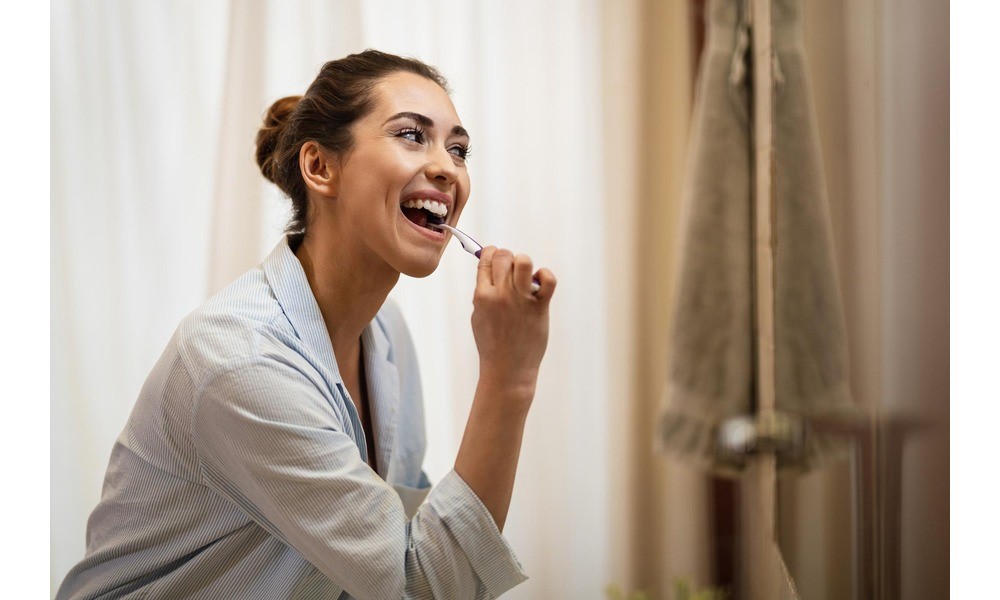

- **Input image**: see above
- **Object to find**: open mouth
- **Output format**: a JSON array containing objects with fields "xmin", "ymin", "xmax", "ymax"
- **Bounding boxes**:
[{"xmin": 400, "ymin": 199, "xmax": 447, "ymax": 231}]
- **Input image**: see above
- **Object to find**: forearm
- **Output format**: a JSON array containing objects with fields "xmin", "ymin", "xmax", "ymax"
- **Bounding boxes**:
[{"xmin": 453, "ymin": 375, "xmax": 533, "ymax": 532}]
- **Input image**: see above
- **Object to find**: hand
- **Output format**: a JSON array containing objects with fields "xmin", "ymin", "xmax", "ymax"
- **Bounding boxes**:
[{"xmin": 470, "ymin": 246, "xmax": 557, "ymax": 398}]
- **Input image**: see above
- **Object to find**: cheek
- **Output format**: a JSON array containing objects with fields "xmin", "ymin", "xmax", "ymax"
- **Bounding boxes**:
[
  {"xmin": 455, "ymin": 173, "xmax": 471, "ymax": 214},
  {"xmin": 349, "ymin": 146, "xmax": 415, "ymax": 190},
  {"xmin": 459, "ymin": 170, "xmax": 471, "ymax": 190}
]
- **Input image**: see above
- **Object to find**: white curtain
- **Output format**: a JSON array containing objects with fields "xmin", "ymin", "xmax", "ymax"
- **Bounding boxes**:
[{"xmin": 51, "ymin": 1, "xmax": 613, "ymax": 597}]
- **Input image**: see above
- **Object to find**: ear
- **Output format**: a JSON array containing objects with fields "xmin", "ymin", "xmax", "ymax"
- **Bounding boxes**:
[{"xmin": 299, "ymin": 141, "xmax": 340, "ymax": 197}]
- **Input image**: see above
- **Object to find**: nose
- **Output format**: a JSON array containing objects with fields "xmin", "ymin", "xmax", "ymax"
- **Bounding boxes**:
[{"xmin": 424, "ymin": 144, "xmax": 458, "ymax": 185}]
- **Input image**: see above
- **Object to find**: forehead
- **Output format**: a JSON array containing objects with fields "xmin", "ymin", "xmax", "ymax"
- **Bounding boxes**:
[{"xmin": 369, "ymin": 71, "xmax": 462, "ymax": 127}]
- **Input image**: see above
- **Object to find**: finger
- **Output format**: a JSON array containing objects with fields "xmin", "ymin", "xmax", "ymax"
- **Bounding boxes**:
[
  {"xmin": 476, "ymin": 246, "xmax": 497, "ymax": 294},
  {"xmin": 532, "ymin": 268, "xmax": 557, "ymax": 302},
  {"xmin": 512, "ymin": 253, "xmax": 535, "ymax": 297},
  {"xmin": 491, "ymin": 248, "xmax": 514, "ymax": 291}
]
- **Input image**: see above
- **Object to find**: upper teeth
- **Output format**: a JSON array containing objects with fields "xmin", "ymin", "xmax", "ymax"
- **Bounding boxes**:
[{"xmin": 401, "ymin": 199, "xmax": 448, "ymax": 217}]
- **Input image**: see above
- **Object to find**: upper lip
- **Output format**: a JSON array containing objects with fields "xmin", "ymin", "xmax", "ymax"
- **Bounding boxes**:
[{"xmin": 401, "ymin": 189, "xmax": 453, "ymax": 214}]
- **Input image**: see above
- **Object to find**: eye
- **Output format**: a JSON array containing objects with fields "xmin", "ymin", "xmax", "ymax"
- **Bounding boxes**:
[
  {"xmin": 395, "ymin": 127, "xmax": 425, "ymax": 144},
  {"xmin": 449, "ymin": 144, "xmax": 472, "ymax": 161}
]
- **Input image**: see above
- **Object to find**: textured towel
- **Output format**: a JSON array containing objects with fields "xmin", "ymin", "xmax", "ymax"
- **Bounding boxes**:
[{"xmin": 657, "ymin": 0, "xmax": 856, "ymax": 475}]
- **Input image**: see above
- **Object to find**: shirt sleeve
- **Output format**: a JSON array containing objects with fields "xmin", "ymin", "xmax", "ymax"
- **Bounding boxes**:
[{"xmin": 191, "ymin": 356, "xmax": 527, "ymax": 600}]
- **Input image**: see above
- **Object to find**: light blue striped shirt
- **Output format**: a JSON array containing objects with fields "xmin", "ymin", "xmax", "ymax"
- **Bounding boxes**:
[{"xmin": 57, "ymin": 237, "xmax": 527, "ymax": 599}]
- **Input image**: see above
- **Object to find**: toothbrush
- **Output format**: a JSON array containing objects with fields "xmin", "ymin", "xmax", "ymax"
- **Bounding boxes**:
[{"xmin": 430, "ymin": 221, "xmax": 541, "ymax": 294}]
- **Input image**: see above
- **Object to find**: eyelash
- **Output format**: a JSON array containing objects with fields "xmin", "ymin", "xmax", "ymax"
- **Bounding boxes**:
[{"xmin": 394, "ymin": 126, "xmax": 472, "ymax": 161}]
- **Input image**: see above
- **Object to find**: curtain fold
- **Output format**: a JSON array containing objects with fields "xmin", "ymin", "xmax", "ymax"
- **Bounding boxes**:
[
  {"xmin": 626, "ymin": 0, "xmax": 716, "ymax": 596},
  {"xmin": 206, "ymin": 0, "xmax": 268, "ymax": 294},
  {"xmin": 51, "ymin": 0, "xmax": 229, "ymax": 590}
]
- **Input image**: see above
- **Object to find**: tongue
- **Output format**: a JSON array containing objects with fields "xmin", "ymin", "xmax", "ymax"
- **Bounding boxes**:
[{"xmin": 402, "ymin": 206, "xmax": 429, "ymax": 228}]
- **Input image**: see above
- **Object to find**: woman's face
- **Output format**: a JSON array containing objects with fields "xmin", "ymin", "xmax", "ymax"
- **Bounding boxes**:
[{"xmin": 332, "ymin": 70, "xmax": 471, "ymax": 279}]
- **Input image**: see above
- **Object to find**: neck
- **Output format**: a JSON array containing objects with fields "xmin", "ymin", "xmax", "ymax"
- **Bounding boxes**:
[{"xmin": 293, "ymin": 229, "xmax": 399, "ymax": 365}]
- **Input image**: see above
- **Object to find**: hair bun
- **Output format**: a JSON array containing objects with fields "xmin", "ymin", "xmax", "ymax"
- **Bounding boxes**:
[{"xmin": 256, "ymin": 95, "xmax": 302, "ymax": 185}]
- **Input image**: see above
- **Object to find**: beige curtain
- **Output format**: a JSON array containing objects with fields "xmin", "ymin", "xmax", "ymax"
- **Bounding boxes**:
[{"xmin": 601, "ymin": 0, "xmax": 717, "ymax": 597}]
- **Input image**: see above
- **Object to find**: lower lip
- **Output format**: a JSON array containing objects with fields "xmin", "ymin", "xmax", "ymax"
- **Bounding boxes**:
[{"xmin": 400, "ymin": 208, "xmax": 446, "ymax": 242}]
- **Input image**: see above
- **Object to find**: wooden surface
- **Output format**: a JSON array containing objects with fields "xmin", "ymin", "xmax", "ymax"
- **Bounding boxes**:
[{"xmin": 745, "ymin": 0, "xmax": 799, "ymax": 597}]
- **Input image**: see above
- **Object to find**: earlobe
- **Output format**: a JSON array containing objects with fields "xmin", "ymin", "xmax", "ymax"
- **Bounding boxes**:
[{"xmin": 299, "ymin": 141, "xmax": 340, "ymax": 197}]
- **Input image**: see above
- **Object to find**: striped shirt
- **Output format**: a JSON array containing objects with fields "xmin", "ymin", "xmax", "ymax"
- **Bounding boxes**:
[{"xmin": 57, "ymin": 237, "xmax": 528, "ymax": 599}]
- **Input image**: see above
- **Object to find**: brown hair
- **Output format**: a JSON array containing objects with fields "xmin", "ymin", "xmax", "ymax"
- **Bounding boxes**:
[{"xmin": 255, "ymin": 49, "xmax": 450, "ymax": 234}]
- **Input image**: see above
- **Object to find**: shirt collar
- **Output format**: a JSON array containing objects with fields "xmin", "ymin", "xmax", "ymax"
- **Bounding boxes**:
[
  {"xmin": 262, "ymin": 237, "xmax": 341, "ymax": 379},
  {"xmin": 262, "ymin": 236, "xmax": 401, "ymax": 478},
  {"xmin": 261, "ymin": 236, "xmax": 394, "ymax": 371}
]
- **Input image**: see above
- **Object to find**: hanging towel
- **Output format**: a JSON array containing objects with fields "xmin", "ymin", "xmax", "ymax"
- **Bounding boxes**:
[{"xmin": 657, "ymin": 0, "xmax": 856, "ymax": 475}]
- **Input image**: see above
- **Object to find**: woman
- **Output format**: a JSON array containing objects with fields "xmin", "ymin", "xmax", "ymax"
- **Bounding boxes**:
[{"xmin": 57, "ymin": 49, "xmax": 556, "ymax": 599}]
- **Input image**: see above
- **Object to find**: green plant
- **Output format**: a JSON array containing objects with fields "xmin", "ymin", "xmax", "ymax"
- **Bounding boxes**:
[
  {"xmin": 672, "ymin": 577, "xmax": 729, "ymax": 600},
  {"xmin": 604, "ymin": 578, "xmax": 729, "ymax": 600},
  {"xmin": 604, "ymin": 583, "xmax": 652, "ymax": 600}
]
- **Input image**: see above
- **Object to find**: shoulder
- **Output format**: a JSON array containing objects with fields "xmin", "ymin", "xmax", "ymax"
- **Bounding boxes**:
[
  {"xmin": 375, "ymin": 297, "xmax": 409, "ymax": 342},
  {"xmin": 176, "ymin": 265, "xmax": 292, "ymax": 385},
  {"xmin": 373, "ymin": 297, "xmax": 417, "ymax": 365}
]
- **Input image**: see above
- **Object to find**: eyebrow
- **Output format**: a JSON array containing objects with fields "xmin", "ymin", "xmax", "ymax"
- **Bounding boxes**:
[{"xmin": 383, "ymin": 111, "xmax": 470, "ymax": 139}]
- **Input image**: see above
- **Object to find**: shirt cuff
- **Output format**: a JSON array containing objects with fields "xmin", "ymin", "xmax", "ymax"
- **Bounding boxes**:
[{"xmin": 426, "ymin": 469, "xmax": 529, "ymax": 598}]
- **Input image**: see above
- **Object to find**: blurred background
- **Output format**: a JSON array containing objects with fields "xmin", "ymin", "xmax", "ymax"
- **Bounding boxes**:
[{"xmin": 50, "ymin": 0, "xmax": 948, "ymax": 598}]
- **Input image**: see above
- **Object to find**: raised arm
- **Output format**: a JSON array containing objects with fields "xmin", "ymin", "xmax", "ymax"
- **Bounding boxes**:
[{"xmin": 455, "ymin": 246, "xmax": 557, "ymax": 532}]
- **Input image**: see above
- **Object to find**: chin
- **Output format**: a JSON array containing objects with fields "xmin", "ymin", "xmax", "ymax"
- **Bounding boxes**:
[
  {"xmin": 397, "ymin": 255, "xmax": 441, "ymax": 279},
  {"xmin": 406, "ymin": 269, "xmax": 436, "ymax": 279}
]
